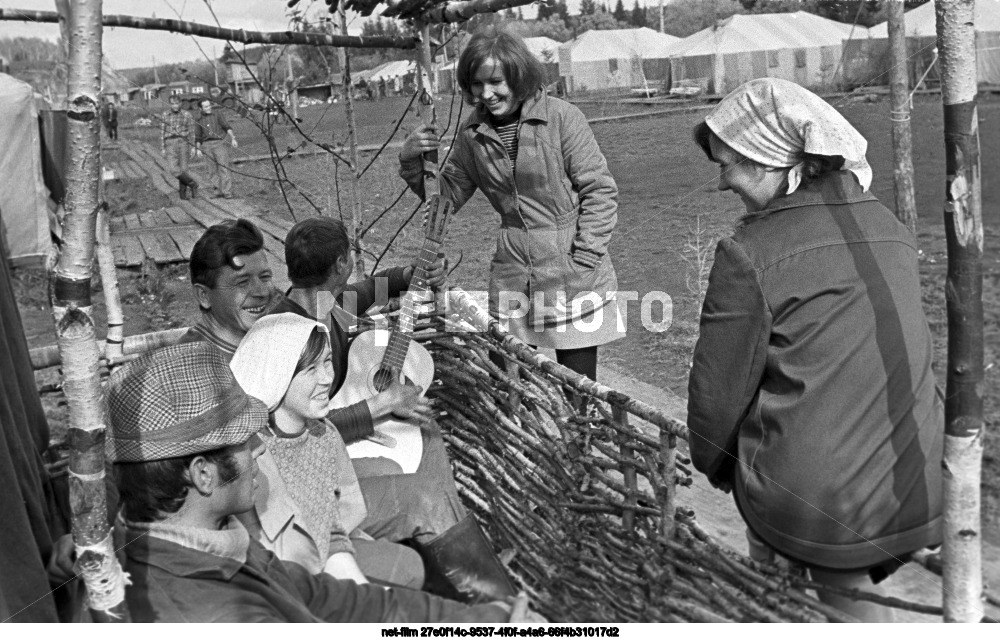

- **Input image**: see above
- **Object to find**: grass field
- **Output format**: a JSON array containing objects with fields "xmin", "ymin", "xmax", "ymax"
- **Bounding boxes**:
[{"xmin": 15, "ymin": 91, "xmax": 1000, "ymax": 539}]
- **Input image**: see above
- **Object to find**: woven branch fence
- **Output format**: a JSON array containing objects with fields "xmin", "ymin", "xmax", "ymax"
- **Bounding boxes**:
[{"xmin": 407, "ymin": 289, "xmax": 855, "ymax": 623}]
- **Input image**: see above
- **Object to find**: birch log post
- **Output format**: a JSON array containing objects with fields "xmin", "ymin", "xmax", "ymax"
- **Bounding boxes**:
[
  {"xmin": 414, "ymin": 21, "xmax": 440, "ymax": 203},
  {"xmin": 95, "ymin": 208, "xmax": 124, "ymax": 363},
  {"xmin": 935, "ymin": 0, "xmax": 986, "ymax": 623},
  {"xmin": 888, "ymin": 0, "xmax": 917, "ymax": 235},
  {"xmin": 53, "ymin": 0, "xmax": 130, "ymax": 621},
  {"xmin": 336, "ymin": 6, "xmax": 365, "ymax": 278}
]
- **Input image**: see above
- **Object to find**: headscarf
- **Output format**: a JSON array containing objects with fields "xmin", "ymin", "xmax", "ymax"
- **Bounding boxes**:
[
  {"xmin": 230, "ymin": 313, "xmax": 328, "ymax": 412},
  {"xmin": 705, "ymin": 78, "xmax": 872, "ymax": 195}
]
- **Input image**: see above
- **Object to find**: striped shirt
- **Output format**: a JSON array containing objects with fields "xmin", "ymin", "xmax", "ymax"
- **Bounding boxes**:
[
  {"xmin": 179, "ymin": 322, "xmax": 239, "ymax": 361},
  {"xmin": 494, "ymin": 121, "xmax": 519, "ymax": 172}
]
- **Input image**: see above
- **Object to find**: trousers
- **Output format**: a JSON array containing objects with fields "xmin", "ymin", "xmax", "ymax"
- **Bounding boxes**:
[
  {"xmin": 164, "ymin": 138, "xmax": 189, "ymax": 177},
  {"xmin": 353, "ymin": 423, "xmax": 465, "ymax": 545},
  {"xmin": 202, "ymin": 139, "xmax": 232, "ymax": 197}
]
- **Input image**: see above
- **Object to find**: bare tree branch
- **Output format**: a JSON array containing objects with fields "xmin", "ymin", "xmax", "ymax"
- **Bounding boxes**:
[{"xmin": 0, "ymin": 8, "xmax": 416, "ymax": 49}]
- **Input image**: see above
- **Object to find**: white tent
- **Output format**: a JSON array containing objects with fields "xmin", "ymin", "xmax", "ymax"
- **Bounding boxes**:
[
  {"xmin": 858, "ymin": 0, "xmax": 1000, "ymax": 86},
  {"xmin": 367, "ymin": 60, "xmax": 416, "ymax": 83},
  {"xmin": 558, "ymin": 28, "xmax": 681, "ymax": 93},
  {"xmin": 666, "ymin": 12, "xmax": 866, "ymax": 95},
  {"xmin": 0, "ymin": 74, "xmax": 50, "ymax": 266},
  {"xmin": 523, "ymin": 36, "xmax": 561, "ymax": 64}
]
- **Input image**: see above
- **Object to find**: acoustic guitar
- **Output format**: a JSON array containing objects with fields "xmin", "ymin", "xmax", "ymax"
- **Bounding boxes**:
[{"xmin": 333, "ymin": 195, "xmax": 452, "ymax": 473}]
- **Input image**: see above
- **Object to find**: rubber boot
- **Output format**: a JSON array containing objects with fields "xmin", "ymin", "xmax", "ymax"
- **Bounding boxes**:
[
  {"xmin": 416, "ymin": 515, "xmax": 517, "ymax": 604},
  {"xmin": 178, "ymin": 177, "xmax": 188, "ymax": 200},
  {"xmin": 180, "ymin": 172, "xmax": 199, "ymax": 199}
]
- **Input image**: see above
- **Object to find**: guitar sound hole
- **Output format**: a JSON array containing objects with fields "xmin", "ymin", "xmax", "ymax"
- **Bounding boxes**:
[{"xmin": 373, "ymin": 368, "xmax": 394, "ymax": 393}]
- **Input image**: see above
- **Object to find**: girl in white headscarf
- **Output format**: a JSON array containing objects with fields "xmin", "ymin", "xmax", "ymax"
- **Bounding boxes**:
[
  {"xmin": 686, "ymin": 79, "xmax": 943, "ymax": 621},
  {"xmin": 230, "ymin": 313, "xmax": 424, "ymax": 587},
  {"xmin": 231, "ymin": 313, "xmax": 518, "ymax": 604}
]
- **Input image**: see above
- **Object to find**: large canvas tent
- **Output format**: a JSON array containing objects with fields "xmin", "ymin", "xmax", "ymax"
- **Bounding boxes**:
[
  {"xmin": 0, "ymin": 73, "xmax": 51, "ymax": 266},
  {"xmin": 665, "ymin": 12, "xmax": 866, "ymax": 95},
  {"xmin": 846, "ymin": 0, "xmax": 1000, "ymax": 88},
  {"xmin": 558, "ymin": 28, "xmax": 681, "ymax": 94}
]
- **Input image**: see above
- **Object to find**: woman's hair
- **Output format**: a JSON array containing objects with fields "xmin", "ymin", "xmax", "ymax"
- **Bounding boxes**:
[
  {"xmin": 693, "ymin": 120, "xmax": 846, "ymax": 187},
  {"xmin": 294, "ymin": 327, "xmax": 328, "ymax": 378},
  {"xmin": 456, "ymin": 26, "xmax": 546, "ymax": 107},
  {"xmin": 115, "ymin": 447, "xmax": 239, "ymax": 523}
]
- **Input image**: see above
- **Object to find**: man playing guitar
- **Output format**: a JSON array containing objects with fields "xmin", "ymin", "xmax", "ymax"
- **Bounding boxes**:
[{"xmin": 268, "ymin": 216, "xmax": 516, "ymax": 604}]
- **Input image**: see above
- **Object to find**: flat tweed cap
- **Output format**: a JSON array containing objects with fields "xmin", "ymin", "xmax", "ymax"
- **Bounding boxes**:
[{"xmin": 107, "ymin": 343, "xmax": 268, "ymax": 462}]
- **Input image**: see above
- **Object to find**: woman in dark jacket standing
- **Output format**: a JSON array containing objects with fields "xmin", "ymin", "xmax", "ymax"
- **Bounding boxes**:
[{"xmin": 686, "ymin": 78, "xmax": 942, "ymax": 621}]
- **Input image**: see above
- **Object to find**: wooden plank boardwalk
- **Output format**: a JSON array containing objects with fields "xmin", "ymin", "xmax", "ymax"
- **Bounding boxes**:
[{"xmin": 108, "ymin": 140, "xmax": 291, "ymax": 290}]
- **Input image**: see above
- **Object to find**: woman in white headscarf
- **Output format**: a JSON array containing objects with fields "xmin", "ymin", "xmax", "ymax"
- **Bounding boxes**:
[
  {"xmin": 230, "ymin": 313, "xmax": 423, "ymax": 587},
  {"xmin": 686, "ymin": 79, "xmax": 943, "ymax": 621},
  {"xmin": 230, "ymin": 313, "xmax": 517, "ymax": 603}
]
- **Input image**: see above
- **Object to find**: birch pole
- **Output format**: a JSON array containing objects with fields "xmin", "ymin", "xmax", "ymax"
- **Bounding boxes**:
[
  {"xmin": 888, "ymin": 0, "xmax": 917, "ymax": 235},
  {"xmin": 285, "ymin": 51, "xmax": 298, "ymax": 122},
  {"xmin": 95, "ymin": 208, "xmax": 124, "ymax": 362},
  {"xmin": 414, "ymin": 21, "xmax": 440, "ymax": 204},
  {"xmin": 336, "ymin": 6, "xmax": 365, "ymax": 278},
  {"xmin": 935, "ymin": 0, "xmax": 986, "ymax": 623},
  {"xmin": 54, "ymin": 0, "xmax": 130, "ymax": 621}
]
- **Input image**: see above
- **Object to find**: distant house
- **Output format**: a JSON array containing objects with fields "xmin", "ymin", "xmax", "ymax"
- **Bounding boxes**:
[
  {"xmin": 665, "ymin": 12, "xmax": 866, "ymax": 95},
  {"xmin": 221, "ymin": 44, "xmax": 298, "ymax": 105},
  {"xmin": 140, "ymin": 84, "xmax": 165, "ymax": 101},
  {"xmin": 296, "ymin": 71, "xmax": 342, "ymax": 103},
  {"xmin": 102, "ymin": 63, "xmax": 136, "ymax": 103},
  {"xmin": 558, "ymin": 28, "xmax": 681, "ymax": 94},
  {"xmin": 166, "ymin": 79, "xmax": 208, "ymax": 97}
]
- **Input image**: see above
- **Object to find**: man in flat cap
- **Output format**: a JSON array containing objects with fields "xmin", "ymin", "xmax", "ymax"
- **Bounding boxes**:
[{"xmin": 106, "ymin": 342, "xmax": 513, "ymax": 622}]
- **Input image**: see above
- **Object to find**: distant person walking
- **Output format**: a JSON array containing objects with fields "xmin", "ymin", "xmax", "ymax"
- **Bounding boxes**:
[
  {"xmin": 161, "ymin": 95, "xmax": 199, "ymax": 199},
  {"xmin": 101, "ymin": 99, "xmax": 118, "ymax": 140},
  {"xmin": 195, "ymin": 98, "xmax": 237, "ymax": 199}
]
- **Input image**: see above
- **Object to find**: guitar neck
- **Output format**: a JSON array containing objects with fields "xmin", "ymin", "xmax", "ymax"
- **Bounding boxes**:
[{"xmin": 381, "ymin": 238, "xmax": 441, "ymax": 371}]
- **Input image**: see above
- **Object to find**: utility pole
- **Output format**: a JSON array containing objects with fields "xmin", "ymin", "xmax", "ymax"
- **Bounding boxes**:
[
  {"xmin": 888, "ymin": 0, "xmax": 917, "ymax": 234},
  {"xmin": 213, "ymin": 45, "xmax": 220, "ymax": 91},
  {"xmin": 935, "ymin": 0, "xmax": 986, "ymax": 623},
  {"xmin": 659, "ymin": 0, "xmax": 664, "ymax": 33}
]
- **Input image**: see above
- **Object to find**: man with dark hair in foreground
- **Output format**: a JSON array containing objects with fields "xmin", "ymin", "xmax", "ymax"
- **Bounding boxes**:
[{"xmin": 106, "ymin": 342, "xmax": 513, "ymax": 622}]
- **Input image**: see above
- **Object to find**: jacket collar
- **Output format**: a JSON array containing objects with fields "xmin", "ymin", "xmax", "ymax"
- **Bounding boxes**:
[
  {"xmin": 465, "ymin": 89, "xmax": 550, "ymax": 135},
  {"xmin": 124, "ymin": 517, "xmax": 250, "ymax": 581},
  {"xmin": 738, "ymin": 171, "xmax": 878, "ymax": 225}
]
